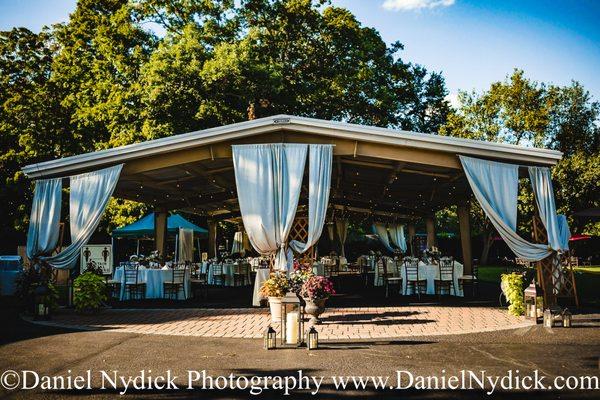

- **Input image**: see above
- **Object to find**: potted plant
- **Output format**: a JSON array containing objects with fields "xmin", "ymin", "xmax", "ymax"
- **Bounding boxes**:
[
  {"xmin": 259, "ymin": 272, "xmax": 289, "ymax": 323},
  {"xmin": 300, "ymin": 275, "xmax": 336, "ymax": 324},
  {"xmin": 73, "ymin": 272, "xmax": 108, "ymax": 313},
  {"xmin": 288, "ymin": 260, "xmax": 314, "ymax": 306}
]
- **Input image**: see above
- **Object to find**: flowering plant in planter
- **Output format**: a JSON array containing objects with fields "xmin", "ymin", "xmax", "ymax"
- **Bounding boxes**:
[
  {"xmin": 288, "ymin": 260, "xmax": 314, "ymax": 295},
  {"xmin": 259, "ymin": 272, "xmax": 289, "ymax": 298},
  {"xmin": 300, "ymin": 275, "xmax": 335, "ymax": 300}
]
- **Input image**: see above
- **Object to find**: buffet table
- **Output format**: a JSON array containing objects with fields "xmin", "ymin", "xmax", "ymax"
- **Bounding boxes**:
[{"xmin": 113, "ymin": 266, "xmax": 191, "ymax": 300}]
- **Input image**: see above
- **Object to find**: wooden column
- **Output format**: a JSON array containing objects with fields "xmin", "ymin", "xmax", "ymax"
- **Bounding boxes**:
[
  {"xmin": 457, "ymin": 202, "xmax": 473, "ymax": 275},
  {"xmin": 426, "ymin": 216, "xmax": 436, "ymax": 248},
  {"xmin": 154, "ymin": 209, "xmax": 168, "ymax": 260},
  {"xmin": 407, "ymin": 223, "xmax": 416, "ymax": 255},
  {"xmin": 208, "ymin": 219, "xmax": 217, "ymax": 259}
]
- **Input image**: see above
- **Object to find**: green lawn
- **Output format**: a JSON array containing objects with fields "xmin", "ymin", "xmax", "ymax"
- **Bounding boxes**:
[{"xmin": 479, "ymin": 265, "xmax": 600, "ymax": 306}]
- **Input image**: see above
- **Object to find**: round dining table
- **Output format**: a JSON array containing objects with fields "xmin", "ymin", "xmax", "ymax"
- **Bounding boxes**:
[
  {"xmin": 113, "ymin": 266, "xmax": 191, "ymax": 300},
  {"xmin": 373, "ymin": 259, "xmax": 464, "ymax": 297}
]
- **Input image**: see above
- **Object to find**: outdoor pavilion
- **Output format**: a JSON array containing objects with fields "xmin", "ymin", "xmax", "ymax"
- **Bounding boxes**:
[{"xmin": 22, "ymin": 115, "xmax": 564, "ymax": 291}]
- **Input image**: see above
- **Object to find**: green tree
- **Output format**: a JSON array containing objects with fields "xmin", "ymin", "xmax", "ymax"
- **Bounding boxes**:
[{"xmin": 441, "ymin": 70, "xmax": 600, "ymax": 263}]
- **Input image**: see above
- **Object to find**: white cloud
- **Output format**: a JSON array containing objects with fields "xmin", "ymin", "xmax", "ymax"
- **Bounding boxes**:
[{"xmin": 382, "ymin": 0, "xmax": 455, "ymax": 11}]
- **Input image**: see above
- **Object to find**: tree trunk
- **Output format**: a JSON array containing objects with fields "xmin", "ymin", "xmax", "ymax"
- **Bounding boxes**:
[{"xmin": 480, "ymin": 230, "xmax": 494, "ymax": 265}]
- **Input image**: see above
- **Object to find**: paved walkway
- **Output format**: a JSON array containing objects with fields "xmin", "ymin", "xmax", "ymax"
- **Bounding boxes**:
[{"xmin": 30, "ymin": 306, "xmax": 532, "ymax": 340}]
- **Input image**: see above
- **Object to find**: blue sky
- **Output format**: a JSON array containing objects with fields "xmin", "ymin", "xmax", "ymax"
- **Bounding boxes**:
[{"xmin": 1, "ymin": 0, "xmax": 599, "ymax": 104}]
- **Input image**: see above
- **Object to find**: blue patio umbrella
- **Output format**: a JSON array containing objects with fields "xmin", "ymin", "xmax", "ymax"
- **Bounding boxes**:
[{"xmin": 112, "ymin": 213, "xmax": 207, "ymax": 238}]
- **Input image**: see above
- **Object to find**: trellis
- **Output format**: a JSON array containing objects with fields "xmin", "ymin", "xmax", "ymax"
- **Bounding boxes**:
[
  {"xmin": 531, "ymin": 216, "xmax": 578, "ymax": 308},
  {"xmin": 289, "ymin": 216, "xmax": 315, "ymax": 265}
]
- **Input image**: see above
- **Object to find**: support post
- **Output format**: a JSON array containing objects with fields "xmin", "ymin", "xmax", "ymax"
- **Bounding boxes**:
[
  {"xmin": 154, "ymin": 209, "xmax": 168, "ymax": 261},
  {"xmin": 426, "ymin": 216, "xmax": 436, "ymax": 248},
  {"xmin": 208, "ymin": 219, "xmax": 217, "ymax": 259},
  {"xmin": 457, "ymin": 202, "xmax": 473, "ymax": 275},
  {"xmin": 407, "ymin": 223, "xmax": 416, "ymax": 255}
]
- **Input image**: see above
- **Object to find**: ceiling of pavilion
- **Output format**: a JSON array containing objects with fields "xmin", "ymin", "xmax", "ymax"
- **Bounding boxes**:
[
  {"xmin": 113, "ymin": 153, "xmax": 471, "ymax": 223},
  {"xmin": 24, "ymin": 115, "xmax": 561, "ymax": 223}
]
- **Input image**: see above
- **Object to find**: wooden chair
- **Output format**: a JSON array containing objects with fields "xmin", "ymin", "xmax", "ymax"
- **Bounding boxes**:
[
  {"xmin": 458, "ymin": 261, "xmax": 479, "ymax": 297},
  {"xmin": 105, "ymin": 274, "xmax": 122, "ymax": 300},
  {"xmin": 163, "ymin": 265, "xmax": 187, "ymax": 300},
  {"xmin": 124, "ymin": 266, "xmax": 146, "ymax": 300},
  {"xmin": 404, "ymin": 258, "xmax": 426, "ymax": 298},
  {"xmin": 211, "ymin": 263, "xmax": 226, "ymax": 286},
  {"xmin": 383, "ymin": 259, "xmax": 402, "ymax": 298},
  {"xmin": 434, "ymin": 257, "xmax": 456, "ymax": 298},
  {"xmin": 233, "ymin": 263, "xmax": 250, "ymax": 286},
  {"xmin": 376, "ymin": 258, "xmax": 388, "ymax": 287}
]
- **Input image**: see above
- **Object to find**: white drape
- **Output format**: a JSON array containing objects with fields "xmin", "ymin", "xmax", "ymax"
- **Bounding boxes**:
[
  {"xmin": 460, "ymin": 156, "xmax": 551, "ymax": 261},
  {"xmin": 335, "ymin": 219, "xmax": 349, "ymax": 258},
  {"xmin": 327, "ymin": 223, "xmax": 334, "ymax": 241},
  {"xmin": 290, "ymin": 145, "xmax": 333, "ymax": 255},
  {"xmin": 528, "ymin": 166, "xmax": 570, "ymax": 252},
  {"xmin": 178, "ymin": 228, "xmax": 194, "ymax": 262},
  {"xmin": 557, "ymin": 214, "xmax": 571, "ymax": 250},
  {"xmin": 231, "ymin": 231, "xmax": 245, "ymax": 256},
  {"xmin": 389, "ymin": 224, "xmax": 407, "ymax": 253},
  {"xmin": 26, "ymin": 178, "xmax": 63, "ymax": 260},
  {"xmin": 373, "ymin": 223, "xmax": 394, "ymax": 253},
  {"xmin": 233, "ymin": 144, "xmax": 307, "ymax": 271},
  {"xmin": 41, "ymin": 165, "xmax": 123, "ymax": 269}
]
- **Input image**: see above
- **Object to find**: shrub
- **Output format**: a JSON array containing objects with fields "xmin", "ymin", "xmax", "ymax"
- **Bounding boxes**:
[
  {"xmin": 73, "ymin": 272, "xmax": 107, "ymax": 312},
  {"xmin": 501, "ymin": 273, "xmax": 524, "ymax": 316}
]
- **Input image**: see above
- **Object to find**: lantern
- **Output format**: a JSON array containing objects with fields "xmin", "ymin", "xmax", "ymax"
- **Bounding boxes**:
[
  {"xmin": 543, "ymin": 309, "xmax": 554, "ymax": 328},
  {"xmin": 307, "ymin": 327, "xmax": 319, "ymax": 350},
  {"xmin": 264, "ymin": 326, "xmax": 277, "ymax": 350},
  {"xmin": 562, "ymin": 308, "xmax": 572, "ymax": 328},
  {"xmin": 523, "ymin": 281, "xmax": 542, "ymax": 322},
  {"xmin": 280, "ymin": 295, "xmax": 305, "ymax": 347},
  {"xmin": 33, "ymin": 285, "xmax": 51, "ymax": 321}
]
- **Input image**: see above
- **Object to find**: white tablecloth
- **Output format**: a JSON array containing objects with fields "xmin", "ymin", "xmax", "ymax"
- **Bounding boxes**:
[
  {"xmin": 373, "ymin": 260, "xmax": 464, "ymax": 296},
  {"xmin": 374, "ymin": 258, "xmax": 400, "ymax": 287},
  {"xmin": 400, "ymin": 261, "xmax": 464, "ymax": 296},
  {"xmin": 252, "ymin": 268, "xmax": 271, "ymax": 306},
  {"xmin": 0, "ymin": 271, "xmax": 20, "ymax": 296},
  {"xmin": 203, "ymin": 262, "xmax": 236, "ymax": 286},
  {"xmin": 114, "ymin": 267, "xmax": 191, "ymax": 300},
  {"xmin": 312, "ymin": 263, "xmax": 325, "ymax": 276}
]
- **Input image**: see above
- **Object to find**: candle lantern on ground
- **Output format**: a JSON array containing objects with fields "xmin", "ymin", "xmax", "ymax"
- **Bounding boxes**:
[
  {"xmin": 523, "ymin": 280, "xmax": 543, "ymax": 322},
  {"xmin": 543, "ymin": 309, "xmax": 554, "ymax": 328},
  {"xmin": 562, "ymin": 308, "xmax": 572, "ymax": 328},
  {"xmin": 280, "ymin": 295, "xmax": 304, "ymax": 347},
  {"xmin": 264, "ymin": 326, "xmax": 277, "ymax": 350},
  {"xmin": 307, "ymin": 326, "xmax": 319, "ymax": 350},
  {"xmin": 33, "ymin": 284, "xmax": 51, "ymax": 320}
]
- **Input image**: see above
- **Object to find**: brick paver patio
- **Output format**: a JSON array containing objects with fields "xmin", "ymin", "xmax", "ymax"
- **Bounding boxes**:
[{"xmin": 30, "ymin": 306, "xmax": 532, "ymax": 340}]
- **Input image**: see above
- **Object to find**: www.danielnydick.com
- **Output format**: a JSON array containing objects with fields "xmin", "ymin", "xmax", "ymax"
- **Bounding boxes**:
[{"xmin": 1, "ymin": 369, "xmax": 598, "ymax": 396}]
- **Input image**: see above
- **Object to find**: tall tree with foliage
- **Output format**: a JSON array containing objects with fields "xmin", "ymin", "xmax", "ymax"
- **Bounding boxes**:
[{"xmin": 441, "ymin": 69, "xmax": 600, "ymax": 262}]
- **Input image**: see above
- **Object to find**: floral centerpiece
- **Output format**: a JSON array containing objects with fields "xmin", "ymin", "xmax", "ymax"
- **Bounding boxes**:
[
  {"xmin": 259, "ymin": 272, "xmax": 290, "ymax": 323},
  {"xmin": 300, "ymin": 275, "xmax": 336, "ymax": 324}
]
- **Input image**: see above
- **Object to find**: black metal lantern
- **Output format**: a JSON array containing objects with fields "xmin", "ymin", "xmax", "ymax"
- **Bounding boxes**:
[
  {"xmin": 264, "ymin": 326, "xmax": 277, "ymax": 350},
  {"xmin": 33, "ymin": 285, "xmax": 51, "ymax": 320},
  {"xmin": 307, "ymin": 326, "xmax": 319, "ymax": 350},
  {"xmin": 562, "ymin": 308, "xmax": 572, "ymax": 328}
]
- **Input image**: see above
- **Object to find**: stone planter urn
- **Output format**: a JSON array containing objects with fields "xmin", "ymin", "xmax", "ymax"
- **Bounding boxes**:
[
  {"xmin": 268, "ymin": 296, "xmax": 283, "ymax": 323},
  {"xmin": 303, "ymin": 297, "xmax": 327, "ymax": 325}
]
